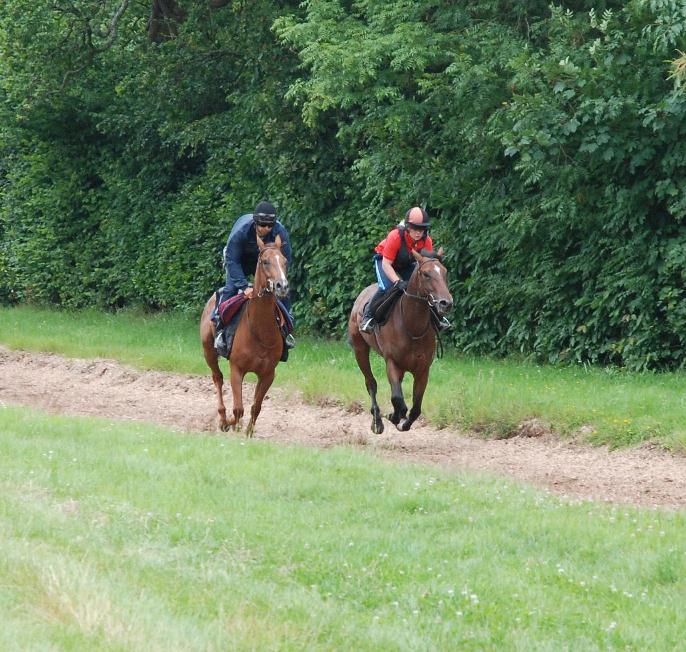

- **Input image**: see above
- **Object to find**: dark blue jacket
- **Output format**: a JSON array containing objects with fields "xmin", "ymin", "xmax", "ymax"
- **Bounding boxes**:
[{"xmin": 224, "ymin": 213, "xmax": 292, "ymax": 290}]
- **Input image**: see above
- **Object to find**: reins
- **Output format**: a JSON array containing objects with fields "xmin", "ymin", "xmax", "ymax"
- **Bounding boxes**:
[
  {"xmin": 256, "ymin": 247, "xmax": 276, "ymax": 298},
  {"xmin": 398, "ymin": 259, "xmax": 439, "ymax": 340},
  {"xmin": 246, "ymin": 248, "xmax": 284, "ymax": 350},
  {"xmin": 399, "ymin": 293, "xmax": 432, "ymax": 340},
  {"xmin": 392, "ymin": 260, "xmax": 446, "ymax": 359}
]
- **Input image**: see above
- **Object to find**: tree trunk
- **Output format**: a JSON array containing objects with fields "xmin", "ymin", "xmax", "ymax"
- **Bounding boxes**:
[
  {"xmin": 148, "ymin": 0, "xmax": 187, "ymax": 42},
  {"xmin": 148, "ymin": 1, "xmax": 231, "ymax": 42}
]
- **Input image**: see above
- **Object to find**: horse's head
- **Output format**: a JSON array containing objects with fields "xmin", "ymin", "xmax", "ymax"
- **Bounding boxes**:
[
  {"xmin": 409, "ymin": 248, "xmax": 453, "ymax": 316},
  {"xmin": 255, "ymin": 234, "xmax": 289, "ymax": 299}
]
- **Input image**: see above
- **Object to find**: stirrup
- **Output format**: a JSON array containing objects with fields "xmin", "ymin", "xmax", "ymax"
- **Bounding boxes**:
[
  {"xmin": 214, "ymin": 330, "xmax": 230, "ymax": 359},
  {"xmin": 284, "ymin": 333, "xmax": 296, "ymax": 349},
  {"xmin": 360, "ymin": 317, "xmax": 375, "ymax": 333}
]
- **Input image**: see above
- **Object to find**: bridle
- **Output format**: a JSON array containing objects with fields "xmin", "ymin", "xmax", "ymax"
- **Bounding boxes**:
[
  {"xmin": 254, "ymin": 246, "xmax": 287, "ymax": 298},
  {"xmin": 248, "ymin": 246, "xmax": 287, "ymax": 349},
  {"xmin": 399, "ymin": 259, "xmax": 445, "ymax": 340}
]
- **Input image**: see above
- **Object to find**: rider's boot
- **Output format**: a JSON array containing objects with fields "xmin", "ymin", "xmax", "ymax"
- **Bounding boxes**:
[
  {"xmin": 359, "ymin": 288, "xmax": 385, "ymax": 333},
  {"xmin": 213, "ymin": 316, "xmax": 226, "ymax": 352},
  {"xmin": 279, "ymin": 328, "xmax": 295, "ymax": 362},
  {"xmin": 359, "ymin": 315, "xmax": 376, "ymax": 334},
  {"xmin": 214, "ymin": 315, "xmax": 240, "ymax": 359}
]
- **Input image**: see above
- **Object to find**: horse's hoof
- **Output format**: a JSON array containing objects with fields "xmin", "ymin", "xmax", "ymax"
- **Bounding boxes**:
[
  {"xmin": 387, "ymin": 412, "xmax": 400, "ymax": 425},
  {"xmin": 397, "ymin": 419, "xmax": 411, "ymax": 432},
  {"xmin": 220, "ymin": 423, "xmax": 230, "ymax": 432},
  {"xmin": 372, "ymin": 420, "xmax": 384, "ymax": 434}
]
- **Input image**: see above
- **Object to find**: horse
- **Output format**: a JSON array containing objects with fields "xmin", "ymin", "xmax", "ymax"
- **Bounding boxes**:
[
  {"xmin": 200, "ymin": 234, "xmax": 289, "ymax": 436},
  {"xmin": 348, "ymin": 249, "xmax": 453, "ymax": 433}
]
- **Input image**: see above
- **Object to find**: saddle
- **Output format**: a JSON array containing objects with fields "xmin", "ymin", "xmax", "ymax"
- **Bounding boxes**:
[
  {"xmin": 365, "ymin": 285, "xmax": 444, "ymax": 331},
  {"xmin": 217, "ymin": 292, "xmax": 293, "ymax": 332},
  {"xmin": 366, "ymin": 285, "xmax": 404, "ymax": 327},
  {"xmin": 214, "ymin": 291, "xmax": 293, "ymax": 360}
]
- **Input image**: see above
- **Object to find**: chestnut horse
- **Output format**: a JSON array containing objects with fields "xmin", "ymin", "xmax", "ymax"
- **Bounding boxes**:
[
  {"xmin": 200, "ymin": 235, "xmax": 289, "ymax": 436},
  {"xmin": 348, "ymin": 250, "xmax": 452, "ymax": 433}
]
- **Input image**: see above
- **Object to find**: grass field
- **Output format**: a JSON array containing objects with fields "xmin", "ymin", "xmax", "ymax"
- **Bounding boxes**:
[
  {"xmin": 2, "ymin": 406, "xmax": 685, "ymax": 650},
  {"xmin": 2, "ymin": 305, "xmax": 686, "ymax": 451}
]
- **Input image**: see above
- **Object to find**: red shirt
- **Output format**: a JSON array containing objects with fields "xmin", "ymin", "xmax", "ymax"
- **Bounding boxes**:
[{"xmin": 375, "ymin": 227, "xmax": 433, "ymax": 264}]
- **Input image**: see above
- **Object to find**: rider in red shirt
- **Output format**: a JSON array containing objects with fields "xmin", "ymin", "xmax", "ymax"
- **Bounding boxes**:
[{"xmin": 360, "ymin": 206, "xmax": 449, "ymax": 333}]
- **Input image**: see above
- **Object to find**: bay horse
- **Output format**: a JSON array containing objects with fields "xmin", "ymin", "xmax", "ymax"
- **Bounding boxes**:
[
  {"xmin": 200, "ymin": 235, "xmax": 289, "ymax": 436},
  {"xmin": 348, "ymin": 249, "xmax": 452, "ymax": 433}
]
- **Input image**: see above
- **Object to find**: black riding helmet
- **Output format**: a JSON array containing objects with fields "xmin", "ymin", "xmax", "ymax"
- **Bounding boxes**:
[
  {"xmin": 253, "ymin": 200, "xmax": 277, "ymax": 227},
  {"xmin": 405, "ymin": 206, "xmax": 430, "ymax": 229}
]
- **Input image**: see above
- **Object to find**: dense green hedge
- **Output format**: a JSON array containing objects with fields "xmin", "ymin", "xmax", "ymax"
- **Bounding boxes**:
[{"xmin": 1, "ymin": 1, "xmax": 686, "ymax": 369}]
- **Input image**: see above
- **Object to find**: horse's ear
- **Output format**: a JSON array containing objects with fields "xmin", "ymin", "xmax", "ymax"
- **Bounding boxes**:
[
  {"xmin": 256, "ymin": 234, "xmax": 265, "ymax": 250},
  {"xmin": 411, "ymin": 249, "xmax": 424, "ymax": 263},
  {"xmin": 275, "ymin": 234, "xmax": 282, "ymax": 248},
  {"xmin": 437, "ymin": 246, "xmax": 444, "ymax": 262}
]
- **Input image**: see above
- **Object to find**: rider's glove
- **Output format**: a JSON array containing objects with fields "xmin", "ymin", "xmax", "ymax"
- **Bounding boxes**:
[{"xmin": 394, "ymin": 279, "xmax": 407, "ymax": 292}]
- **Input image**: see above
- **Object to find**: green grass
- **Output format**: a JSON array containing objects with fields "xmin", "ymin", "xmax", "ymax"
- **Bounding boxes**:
[
  {"xmin": 1, "ymin": 406, "xmax": 685, "ymax": 651},
  {"xmin": 2, "ymin": 305, "xmax": 686, "ymax": 450}
]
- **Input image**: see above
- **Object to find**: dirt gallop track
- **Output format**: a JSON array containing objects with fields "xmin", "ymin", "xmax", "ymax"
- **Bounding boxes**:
[{"xmin": 1, "ymin": 345, "xmax": 685, "ymax": 509}]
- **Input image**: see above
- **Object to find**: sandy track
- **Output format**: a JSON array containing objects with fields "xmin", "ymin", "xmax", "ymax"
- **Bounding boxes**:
[{"xmin": 1, "ymin": 345, "xmax": 685, "ymax": 509}]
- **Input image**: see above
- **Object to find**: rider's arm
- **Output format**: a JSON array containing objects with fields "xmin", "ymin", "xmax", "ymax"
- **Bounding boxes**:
[
  {"xmin": 380, "ymin": 229, "xmax": 402, "ymax": 285},
  {"xmin": 276, "ymin": 223, "xmax": 292, "ymax": 266},
  {"xmin": 381, "ymin": 256, "xmax": 401, "ymax": 285},
  {"xmin": 225, "ymin": 229, "xmax": 251, "ymax": 290}
]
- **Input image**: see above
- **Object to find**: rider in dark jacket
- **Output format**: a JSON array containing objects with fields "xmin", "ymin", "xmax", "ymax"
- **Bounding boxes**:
[{"xmin": 214, "ymin": 201, "xmax": 294, "ymax": 352}]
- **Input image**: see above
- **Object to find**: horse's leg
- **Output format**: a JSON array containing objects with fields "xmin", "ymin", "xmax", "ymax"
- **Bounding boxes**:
[
  {"xmin": 227, "ymin": 363, "xmax": 245, "ymax": 431},
  {"xmin": 246, "ymin": 369, "xmax": 276, "ymax": 438},
  {"xmin": 398, "ymin": 369, "xmax": 429, "ymax": 431},
  {"xmin": 203, "ymin": 344, "xmax": 229, "ymax": 431},
  {"xmin": 351, "ymin": 336, "xmax": 384, "ymax": 434},
  {"xmin": 385, "ymin": 360, "xmax": 408, "ymax": 426}
]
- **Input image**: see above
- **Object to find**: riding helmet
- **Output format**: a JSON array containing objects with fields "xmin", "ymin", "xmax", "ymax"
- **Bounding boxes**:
[
  {"xmin": 405, "ymin": 206, "xmax": 430, "ymax": 228},
  {"xmin": 253, "ymin": 201, "xmax": 277, "ymax": 226}
]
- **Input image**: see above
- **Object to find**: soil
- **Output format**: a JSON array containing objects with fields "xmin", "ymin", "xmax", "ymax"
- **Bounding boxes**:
[{"xmin": 1, "ymin": 345, "xmax": 685, "ymax": 510}]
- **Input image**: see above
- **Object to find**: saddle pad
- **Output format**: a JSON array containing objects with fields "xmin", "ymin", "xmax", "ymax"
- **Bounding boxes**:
[
  {"xmin": 276, "ymin": 299, "xmax": 294, "ymax": 334},
  {"xmin": 217, "ymin": 293, "xmax": 248, "ymax": 326},
  {"xmin": 371, "ymin": 285, "xmax": 404, "ymax": 326}
]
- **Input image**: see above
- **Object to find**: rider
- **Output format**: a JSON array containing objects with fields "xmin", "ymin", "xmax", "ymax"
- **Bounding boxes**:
[
  {"xmin": 359, "ymin": 206, "xmax": 450, "ymax": 333},
  {"xmin": 214, "ymin": 200, "xmax": 294, "ymax": 353}
]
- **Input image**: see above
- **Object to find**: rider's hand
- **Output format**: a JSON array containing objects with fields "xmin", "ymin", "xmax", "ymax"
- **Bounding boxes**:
[
  {"xmin": 243, "ymin": 287, "xmax": 254, "ymax": 299},
  {"xmin": 394, "ymin": 279, "xmax": 407, "ymax": 292}
]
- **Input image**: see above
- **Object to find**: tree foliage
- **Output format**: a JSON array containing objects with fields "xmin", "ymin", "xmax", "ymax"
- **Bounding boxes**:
[{"xmin": 2, "ymin": 0, "xmax": 686, "ymax": 369}]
